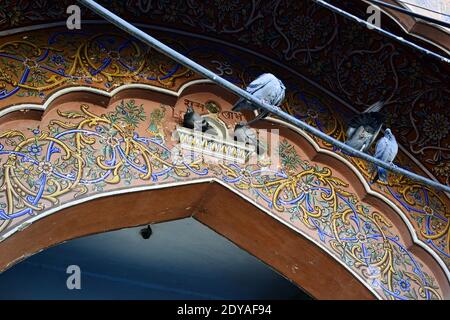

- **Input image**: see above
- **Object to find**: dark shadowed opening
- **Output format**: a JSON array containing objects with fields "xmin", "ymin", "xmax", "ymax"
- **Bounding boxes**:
[{"xmin": 0, "ymin": 218, "xmax": 311, "ymax": 300}]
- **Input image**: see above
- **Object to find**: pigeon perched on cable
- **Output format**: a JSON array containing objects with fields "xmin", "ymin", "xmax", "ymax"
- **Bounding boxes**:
[
  {"xmin": 233, "ymin": 73, "xmax": 286, "ymax": 126},
  {"xmin": 183, "ymin": 105, "xmax": 215, "ymax": 134},
  {"xmin": 233, "ymin": 123, "xmax": 265, "ymax": 155},
  {"xmin": 372, "ymin": 128, "xmax": 398, "ymax": 183},
  {"xmin": 345, "ymin": 100, "xmax": 386, "ymax": 152}
]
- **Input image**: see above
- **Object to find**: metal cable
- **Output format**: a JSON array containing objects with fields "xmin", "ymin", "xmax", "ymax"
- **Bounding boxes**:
[
  {"xmin": 313, "ymin": 0, "xmax": 450, "ymax": 63},
  {"xmin": 397, "ymin": 0, "xmax": 450, "ymax": 18},
  {"xmin": 77, "ymin": 0, "xmax": 450, "ymax": 193},
  {"xmin": 366, "ymin": 0, "xmax": 450, "ymax": 28}
]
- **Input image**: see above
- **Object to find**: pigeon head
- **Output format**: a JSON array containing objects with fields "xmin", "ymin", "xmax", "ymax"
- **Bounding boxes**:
[{"xmin": 385, "ymin": 128, "xmax": 394, "ymax": 139}]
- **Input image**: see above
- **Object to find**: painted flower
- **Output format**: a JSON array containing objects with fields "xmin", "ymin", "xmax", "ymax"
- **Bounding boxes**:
[
  {"xmin": 306, "ymin": 108, "xmax": 319, "ymax": 119},
  {"xmin": 95, "ymin": 125, "xmax": 105, "ymax": 134},
  {"xmin": 367, "ymin": 265, "xmax": 381, "ymax": 277},
  {"xmin": 397, "ymin": 278, "xmax": 411, "ymax": 292},
  {"xmin": 162, "ymin": 3, "xmax": 179, "ymax": 22},
  {"xmin": 250, "ymin": 20, "xmax": 266, "ymax": 46},
  {"xmin": 214, "ymin": 0, "xmax": 239, "ymax": 14},
  {"xmin": 23, "ymin": 58, "xmax": 39, "ymax": 69},
  {"xmin": 364, "ymin": 221, "xmax": 376, "ymax": 234},
  {"xmin": 297, "ymin": 181, "xmax": 311, "ymax": 194},
  {"xmin": 289, "ymin": 16, "xmax": 315, "ymax": 43},
  {"xmin": 111, "ymin": 100, "xmax": 146, "ymax": 129},
  {"xmin": 37, "ymin": 161, "xmax": 53, "ymax": 175},
  {"xmin": 359, "ymin": 58, "xmax": 386, "ymax": 86},
  {"xmin": 309, "ymin": 60, "xmax": 327, "ymax": 77},
  {"xmin": 422, "ymin": 113, "xmax": 449, "ymax": 141},
  {"xmin": 29, "ymin": 69, "xmax": 45, "ymax": 83},
  {"xmin": 50, "ymin": 54, "xmax": 65, "ymax": 66},
  {"xmin": 433, "ymin": 161, "xmax": 450, "ymax": 182},
  {"xmin": 16, "ymin": 163, "xmax": 36, "ymax": 179},
  {"xmin": 106, "ymin": 136, "xmax": 119, "ymax": 147},
  {"xmin": 5, "ymin": 5, "xmax": 23, "ymax": 26},
  {"xmin": 372, "ymin": 243, "xmax": 385, "ymax": 256},
  {"xmin": 27, "ymin": 144, "xmax": 42, "ymax": 156},
  {"xmin": 356, "ymin": 232, "xmax": 367, "ymax": 243},
  {"xmin": 423, "ymin": 205, "xmax": 434, "ymax": 216}
]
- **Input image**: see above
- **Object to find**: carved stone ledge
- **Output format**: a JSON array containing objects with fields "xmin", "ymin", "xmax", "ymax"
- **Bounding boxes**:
[{"xmin": 175, "ymin": 126, "xmax": 255, "ymax": 164}]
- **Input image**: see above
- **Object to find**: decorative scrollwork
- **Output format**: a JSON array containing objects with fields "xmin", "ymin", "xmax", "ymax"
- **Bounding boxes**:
[
  {"xmin": 0, "ymin": 16, "xmax": 448, "ymax": 279},
  {"xmin": 0, "ymin": 102, "xmax": 444, "ymax": 299}
]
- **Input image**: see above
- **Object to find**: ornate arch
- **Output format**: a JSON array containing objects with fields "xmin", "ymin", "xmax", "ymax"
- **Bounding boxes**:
[
  {"xmin": 0, "ymin": 82, "xmax": 448, "ymax": 300},
  {"xmin": 0, "ymin": 23, "xmax": 449, "ymax": 268}
]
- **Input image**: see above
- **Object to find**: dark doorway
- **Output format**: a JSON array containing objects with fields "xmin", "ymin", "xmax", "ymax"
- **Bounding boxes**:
[{"xmin": 0, "ymin": 218, "xmax": 311, "ymax": 300}]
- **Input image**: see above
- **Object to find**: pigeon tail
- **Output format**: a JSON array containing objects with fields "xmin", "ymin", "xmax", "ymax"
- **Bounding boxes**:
[
  {"xmin": 364, "ymin": 100, "xmax": 384, "ymax": 113},
  {"xmin": 372, "ymin": 167, "xmax": 387, "ymax": 183},
  {"xmin": 348, "ymin": 112, "xmax": 386, "ymax": 134},
  {"xmin": 245, "ymin": 109, "xmax": 270, "ymax": 126},
  {"xmin": 232, "ymin": 99, "xmax": 253, "ymax": 112}
]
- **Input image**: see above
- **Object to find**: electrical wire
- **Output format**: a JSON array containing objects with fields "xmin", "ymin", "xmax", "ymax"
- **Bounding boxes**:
[
  {"xmin": 366, "ymin": 0, "xmax": 450, "ymax": 28},
  {"xmin": 397, "ymin": 0, "xmax": 450, "ymax": 19}
]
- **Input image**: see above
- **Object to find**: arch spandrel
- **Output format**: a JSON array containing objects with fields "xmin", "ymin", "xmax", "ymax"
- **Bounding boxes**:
[{"xmin": 0, "ymin": 83, "xmax": 448, "ymax": 300}]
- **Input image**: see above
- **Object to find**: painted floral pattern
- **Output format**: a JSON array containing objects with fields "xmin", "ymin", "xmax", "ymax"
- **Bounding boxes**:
[
  {"xmin": 0, "ymin": 102, "xmax": 445, "ymax": 300},
  {"xmin": 0, "ymin": 0, "xmax": 449, "ymax": 277}
]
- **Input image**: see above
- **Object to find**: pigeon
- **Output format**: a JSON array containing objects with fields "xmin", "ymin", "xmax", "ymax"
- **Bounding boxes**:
[
  {"xmin": 372, "ymin": 128, "xmax": 398, "ymax": 183},
  {"xmin": 233, "ymin": 123, "xmax": 265, "ymax": 155},
  {"xmin": 233, "ymin": 73, "xmax": 286, "ymax": 125},
  {"xmin": 140, "ymin": 225, "xmax": 152, "ymax": 240},
  {"xmin": 345, "ymin": 101, "xmax": 386, "ymax": 152},
  {"xmin": 183, "ymin": 105, "xmax": 213, "ymax": 133}
]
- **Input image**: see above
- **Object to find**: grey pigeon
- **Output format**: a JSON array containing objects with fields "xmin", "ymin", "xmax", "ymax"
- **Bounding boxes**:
[
  {"xmin": 233, "ymin": 73, "xmax": 286, "ymax": 125},
  {"xmin": 345, "ymin": 101, "xmax": 386, "ymax": 152},
  {"xmin": 183, "ymin": 105, "xmax": 214, "ymax": 134},
  {"xmin": 372, "ymin": 128, "xmax": 398, "ymax": 183},
  {"xmin": 233, "ymin": 123, "xmax": 265, "ymax": 155}
]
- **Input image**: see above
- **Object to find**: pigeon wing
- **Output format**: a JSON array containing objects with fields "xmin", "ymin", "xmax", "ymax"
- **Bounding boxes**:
[
  {"xmin": 246, "ymin": 73, "xmax": 277, "ymax": 94},
  {"xmin": 348, "ymin": 113, "xmax": 385, "ymax": 133},
  {"xmin": 374, "ymin": 136, "xmax": 389, "ymax": 160},
  {"xmin": 273, "ymin": 79, "xmax": 286, "ymax": 107},
  {"xmin": 232, "ymin": 98, "xmax": 252, "ymax": 111},
  {"xmin": 364, "ymin": 100, "xmax": 384, "ymax": 113},
  {"xmin": 345, "ymin": 126, "xmax": 365, "ymax": 150},
  {"xmin": 386, "ymin": 138, "xmax": 398, "ymax": 163}
]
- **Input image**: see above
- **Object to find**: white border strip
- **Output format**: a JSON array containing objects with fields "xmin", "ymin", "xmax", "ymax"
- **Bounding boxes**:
[{"xmin": 0, "ymin": 79, "xmax": 213, "ymax": 119}]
